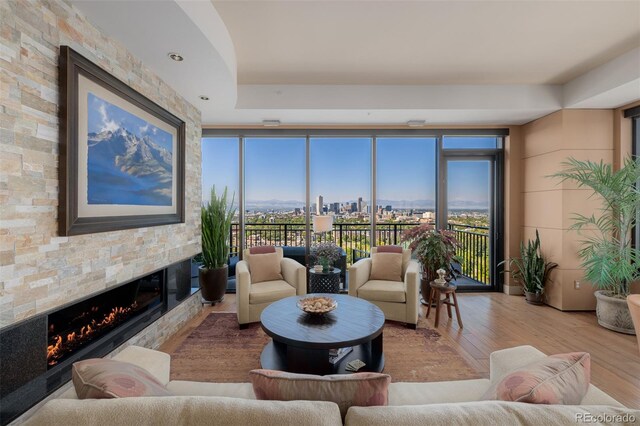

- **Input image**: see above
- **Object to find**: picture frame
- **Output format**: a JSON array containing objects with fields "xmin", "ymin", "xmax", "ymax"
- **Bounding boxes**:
[{"xmin": 59, "ymin": 46, "xmax": 185, "ymax": 236}]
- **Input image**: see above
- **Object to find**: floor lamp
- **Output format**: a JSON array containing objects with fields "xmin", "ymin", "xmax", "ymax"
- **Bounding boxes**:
[
  {"xmin": 311, "ymin": 215, "xmax": 334, "ymax": 271},
  {"xmin": 312, "ymin": 215, "xmax": 334, "ymax": 242}
]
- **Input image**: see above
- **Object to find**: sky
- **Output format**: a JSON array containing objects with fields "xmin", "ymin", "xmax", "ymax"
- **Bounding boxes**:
[
  {"xmin": 201, "ymin": 136, "xmax": 496, "ymax": 208},
  {"xmin": 87, "ymin": 92, "xmax": 173, "ymax": 152}
]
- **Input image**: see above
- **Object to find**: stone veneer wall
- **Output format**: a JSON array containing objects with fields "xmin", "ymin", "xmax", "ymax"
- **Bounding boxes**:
[
  {"xmin": 11, "ymin": 293, "xmax": 203, "ymax": 424},
  {"xmin": 0, "ymin": 0, "xmax": 203, "ymax": 328}
]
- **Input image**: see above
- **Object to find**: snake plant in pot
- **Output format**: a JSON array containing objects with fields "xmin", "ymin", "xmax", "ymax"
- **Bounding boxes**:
[
  {"xmin": 552, "ymin": 157, "xmax": 640, "ymax": 334},
  {"xmin": 199, "ymin": 186, "xmax": 236, "ymax": 304},
  {"xmin": 500, "ymin": 230, "xmax": 558, "ymax": 305}
]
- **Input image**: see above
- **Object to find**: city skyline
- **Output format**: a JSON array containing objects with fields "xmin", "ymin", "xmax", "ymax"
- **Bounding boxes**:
[{"xmin": 202, "ymin": 137, "xmax": 493, "ymax": 209}]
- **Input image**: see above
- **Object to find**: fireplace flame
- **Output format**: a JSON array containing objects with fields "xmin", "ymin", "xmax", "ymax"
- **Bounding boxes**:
[{"xmin": 47, "ymin": 302, "xmax": 138, "ymax": 366}]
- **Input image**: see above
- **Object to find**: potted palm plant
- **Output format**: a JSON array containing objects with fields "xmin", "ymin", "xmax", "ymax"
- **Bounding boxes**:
[
  {"xmin": 552, "ymin": 157, "xmax": 640, "ymax": 334},
  {"xmin": 402, "ymin": 224, "xmax": 461, "ymax": 303},
  {"xmin": 199, "ymin": 186, "xmax": 236, "ymax": 304},
  {"xmin": 500, "ymin": 230, "xmax": 558, "ymax": 305}
]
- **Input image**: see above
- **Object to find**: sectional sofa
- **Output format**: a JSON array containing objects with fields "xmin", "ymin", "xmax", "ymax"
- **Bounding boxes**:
[{"xmin": 24, "ymin": 345, "xmax": 636, "ymax": 425}]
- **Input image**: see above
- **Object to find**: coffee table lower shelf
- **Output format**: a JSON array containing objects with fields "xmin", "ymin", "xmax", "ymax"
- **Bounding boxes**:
[{"xmin": 260, "ymin": 337, "xmax": 385, "ymax": 375}]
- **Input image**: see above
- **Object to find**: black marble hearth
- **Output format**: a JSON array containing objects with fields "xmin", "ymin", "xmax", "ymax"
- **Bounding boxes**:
[{"xmin": 0, "ymin": 257, "xmax": 193, "ymax": 425}]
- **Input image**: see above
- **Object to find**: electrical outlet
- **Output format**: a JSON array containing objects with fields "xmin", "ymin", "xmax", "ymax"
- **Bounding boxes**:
[{"xmin": 574, "ymin": 281, "xmax": 581, "ymax": 290}]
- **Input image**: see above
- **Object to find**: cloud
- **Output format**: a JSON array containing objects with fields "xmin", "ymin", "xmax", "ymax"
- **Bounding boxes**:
[
  {"xmin": 99, "ymin": 103, "xmax": 119, "ymax": 133},
  {"xmin": 139, "ymin": 123, "xmax": 149, "ymax": 135}
]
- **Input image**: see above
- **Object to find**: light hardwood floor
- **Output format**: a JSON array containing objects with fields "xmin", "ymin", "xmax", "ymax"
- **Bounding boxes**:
[{"xmin": 160, "ymin": 292, "xmax": 640, "ymax": 408}]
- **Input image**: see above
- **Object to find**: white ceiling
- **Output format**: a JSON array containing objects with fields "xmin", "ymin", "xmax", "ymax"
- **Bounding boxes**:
[
  {"xmin": 72, "ymin": 0, "xmax": 640, "ymax": 126},
  {"xmin": 213, "ymin": 0, "xmax": 640, "ymax": 85}
]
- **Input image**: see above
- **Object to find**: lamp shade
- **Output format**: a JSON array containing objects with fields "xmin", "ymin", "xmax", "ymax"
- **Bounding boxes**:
[{"xmin": 313, "ymin": 215, "xmax": 334, "ymax": 233}]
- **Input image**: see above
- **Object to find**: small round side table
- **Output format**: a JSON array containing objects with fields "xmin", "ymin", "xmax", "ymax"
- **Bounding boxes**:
[{"xmin": 309, "ymin": 268, "xmax": 341, "ymax": 293}]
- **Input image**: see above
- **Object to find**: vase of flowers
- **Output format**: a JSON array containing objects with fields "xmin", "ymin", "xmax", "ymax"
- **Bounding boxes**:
[{"xmin": 310, "ymin": 242, "xmax": 341, "ymax": 272}]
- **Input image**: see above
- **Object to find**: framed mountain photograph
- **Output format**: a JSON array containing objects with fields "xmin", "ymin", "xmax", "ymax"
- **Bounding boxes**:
[{"xmin": 59, "ymin": 46, "xmax": 185, "ymax": 236}]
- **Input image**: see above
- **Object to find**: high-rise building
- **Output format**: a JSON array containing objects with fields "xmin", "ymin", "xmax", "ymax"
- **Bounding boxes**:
[
  {"xmin": 332, "ymin": 202, "xmax": 340, "ymax": 214},
  {"xmin": 351, "ymin": 202, "xmax": 358, "ymax": 212},
  {"xmin": 357, "ymin": 197, "xmax": 363, "ymax": 212},
  {"xmin": 316, "ymin": 195, "xmax": 323, "ymax": 215},
  {"xmin": 422, "ymin": 211, "xmax": 435, "ymax": 220}
]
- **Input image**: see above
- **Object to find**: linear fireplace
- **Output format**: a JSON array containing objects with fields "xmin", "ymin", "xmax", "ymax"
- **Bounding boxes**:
[
  {"xmin": 0, "ymin": 257, "xmax": 194, "ymax": 425},
  {"xmin": 46, "ymin": 271, "xmax": 163, "ymax": 368}
]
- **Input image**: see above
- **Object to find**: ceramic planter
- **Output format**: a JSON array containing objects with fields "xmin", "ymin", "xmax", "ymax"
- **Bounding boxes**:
[
  {"xmin": 594, "ymin": 290, "xmax": 635, "ymax": 335},
  {"xmin": 420, "ymin": 278, "xmax": 431, "ymax": 306},
  {"xmin": 524, "ymin": 290, "xmax": 544, "ymax": 305},
  {"xmin": 198, "ymin": 264, "xmax": 228, "ymax": 304}
]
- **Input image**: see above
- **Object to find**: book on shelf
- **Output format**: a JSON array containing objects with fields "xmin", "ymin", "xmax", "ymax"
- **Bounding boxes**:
[{"xmin": 329, "ymin": 347, "xmax": 353, "ymax": 365}]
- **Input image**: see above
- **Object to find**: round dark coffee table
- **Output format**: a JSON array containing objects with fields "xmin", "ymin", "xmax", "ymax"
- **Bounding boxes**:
[{"xmin": 260, "ymin": 294, "xmax": 385, "ymax": 375}]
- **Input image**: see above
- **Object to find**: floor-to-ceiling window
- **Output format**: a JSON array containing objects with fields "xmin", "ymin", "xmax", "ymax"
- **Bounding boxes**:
[
  {"xmin": 310, "ymin": 137, "xmax": 372, "ymax": 263},
  {"xmin": 244, "ymin": 137, "xmax": 306, "ymax": 250},
  {"xmin": 201, "ymin": 130, "xmax": 505, "ymax": 291},
  {"xmin": 201, "ymin": 137, "xmax": 240, "ymax": 256},
  {"xmin": 376, "ymin": 137, "xmax": 437, "ymax": 247}
]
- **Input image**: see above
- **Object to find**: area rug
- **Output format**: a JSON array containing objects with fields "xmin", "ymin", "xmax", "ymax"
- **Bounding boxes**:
[{"xmin": 168, "ymin": 312, "xmax": 480, "ymax": 383}]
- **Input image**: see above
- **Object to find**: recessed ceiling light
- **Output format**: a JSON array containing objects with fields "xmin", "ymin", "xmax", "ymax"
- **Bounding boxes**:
[
  {"xmin": 199, "ymin": 95, "xmax": 210, "ymax": 101},
  {"xmin": 262, "ymin": 120, "xmax": 281, "ymax": 127},
  {"xmin": 168, "ymin": 52, "xmax": 184, "ymax": 62},
  {"xmin": 407, "ymin": 120, "xmax": 426, "ymax": 127}
]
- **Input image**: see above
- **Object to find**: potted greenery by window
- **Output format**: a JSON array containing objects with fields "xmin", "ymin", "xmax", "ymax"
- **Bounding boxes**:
[
  {"xmin": 501, "ymin": 230, "xmax": 558, "ymax": 305},
  {"xmin": 199, "ymin": 186, "xmax": 236, "ymax": 304},
  {"xmin": 310, "ymin": 242, "xmax": 342, "ymax": 272},
  {"xmin": 553, "ymin": 157, "xmax": 640, "ymax": 334},
  {"xmin": 402, "ymin": 224, "xmax": 461, "ymax": 303}
]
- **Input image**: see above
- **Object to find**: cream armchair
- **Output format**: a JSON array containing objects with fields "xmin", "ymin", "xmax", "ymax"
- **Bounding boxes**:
[
  {"xmin": 348, "ymin": 247, "xmax": 420, "ymax": 328},
  {"xmin": 236, "ymin": 247, "xmax": 306, "ymax": 328}
]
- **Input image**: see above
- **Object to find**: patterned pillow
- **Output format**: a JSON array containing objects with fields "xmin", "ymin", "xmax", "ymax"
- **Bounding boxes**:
[
  {"xmin": 481, "ymin": 352, "xmax": 591, "ymax": 404},
  {"xmin": 250, "ymin": 369, "xmax": 390, "ymax": 418},
  {"xmin": 72, "ymin": 358, "xmax": 172, "ymax": 399}
]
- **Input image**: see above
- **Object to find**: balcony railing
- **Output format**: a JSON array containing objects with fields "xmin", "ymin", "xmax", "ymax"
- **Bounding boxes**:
[
  {"xmin": 447, "ymin": 223, "xmax": 490, "ymax": 285},
  {"xmin": 229, "ymin": 222, "xmax": 490, "ymax": 285}
]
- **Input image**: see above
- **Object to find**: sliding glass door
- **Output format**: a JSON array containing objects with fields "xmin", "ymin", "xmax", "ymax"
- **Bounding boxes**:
[{"xmin": 444, "ymin": 158, "xmax": 493, "ymax": 288}]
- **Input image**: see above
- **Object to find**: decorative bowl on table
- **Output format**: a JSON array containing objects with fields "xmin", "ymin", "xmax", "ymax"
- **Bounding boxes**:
[{"xmin": 297, "ymin": 296, "xmax": 337, "ymax": 315}]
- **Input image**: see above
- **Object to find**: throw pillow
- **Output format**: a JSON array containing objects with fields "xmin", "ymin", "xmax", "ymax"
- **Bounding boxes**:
[
  {"xmin": 72, "ymin": 358, "xmax": 172, "ymax": 399},
  {"xmin": 481, "ymin": 352, "xmax": 591, "ymax": 405},
  {"xmin": 376, "ymin": 245, "xmax": 403, "ymax": 254},
  {"xmin": 250, "ymin": 369, "xmax": 390, "ymax": 418},
  {"xmin": 249, "ymin": 246, "xmax": 276, "ymax": 254},
  {"xmin": 246, "ymin": 251, "xmax": 283, "ymax": 283},
  {"xmin": 369, "ymin": 252, "xmax": 403, "ymax": 282}
]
